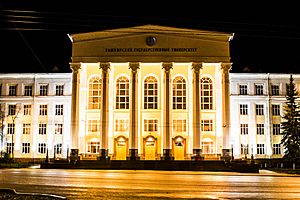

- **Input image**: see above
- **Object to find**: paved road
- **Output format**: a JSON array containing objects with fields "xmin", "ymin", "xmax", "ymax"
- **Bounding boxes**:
[{"xmin": 0, "ymin": 168, "xmax": 300, "ymax": 199}]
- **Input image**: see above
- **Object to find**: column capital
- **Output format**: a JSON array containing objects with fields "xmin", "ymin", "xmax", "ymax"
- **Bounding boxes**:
[
  {"xmin": 162, "ymin": 62, "xmax": 173, "ymax": 73},
  {"xmin": 129, "ymin": 62, "xmax": 140, "ymax": 73},
  {"xmin": 220, "ymin": 63, "xmax": 232, "ymax": 73},
  {"xmin": 100, "ymin": 62, "xmax": 110, "ymax": 72},
  {"xmin": 70, "ymin": 63, "xmax": 81, "ymax": 74},
  {"xmin": 192, "ymin": 62, "xmax": 203, "ymax": 73}
]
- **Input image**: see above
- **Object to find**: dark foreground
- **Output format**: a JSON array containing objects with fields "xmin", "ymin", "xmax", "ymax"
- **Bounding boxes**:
[{"xmin": 0, "ymin": 189, "xmax": 66, "ymax": 200}]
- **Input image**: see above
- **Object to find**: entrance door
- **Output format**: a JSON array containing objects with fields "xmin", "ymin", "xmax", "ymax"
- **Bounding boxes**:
[
  {"xmin": 173, "ymin": 136, "xmax": 185, "ymax": 160},
  {"xmin": 144, "ymin": 136, "xmax": 156, "ymax": 160},
  {"xmin": 115, "ymin": 137, "xmax": 127, "ymax": 160}
]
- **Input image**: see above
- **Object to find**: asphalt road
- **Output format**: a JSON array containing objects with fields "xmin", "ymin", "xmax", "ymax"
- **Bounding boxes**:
[{"xmin": 1, "ymin": 168, "xmax": 300, "ymax": 199}]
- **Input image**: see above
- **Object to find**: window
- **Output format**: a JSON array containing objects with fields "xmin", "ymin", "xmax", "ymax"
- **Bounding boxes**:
[
  {"xmin": 88, "ymin": 77, "xmax": 101, "ymax": 109},
  {"xmin": 173, "ymin": 119, "xmax": 186, "ymax": 132},
  {"xmin": 7, "ymin": 123, "xmax": 15, "ymax": 134},
  {"xmin": 239, "ymin": 84, "xmax": 248, "ymax": 95},
  {"xmin": 54, "ymin": 143, "xmax": 62, "ymax": 154},
  {"xmin": 39, "ymin": 123, "xmax": 47, "ymax": 135},
  {"xmin": 22, "ymin": 143, "xmax": 30, "ymax": 154},
  {"xmin": 55, "ymin": 123, "xmax": 63, "ymax": 134},
  {"xmin": 38, "ymin": 143, "xmax": 46, "ymax": 154},
  {"xmin": 255, "ymin": 84, "xmax": 264, "ymax": 95},
  {"xmin": 202, "ymin": 141, "xmax": 214, "ymax": 154},
  {"xmin": 271, "ymin": 85, "xmax": 279, "ymax": 96},
  {"xmin": 87, "ymin": 142, "xmax": 100, "ymax": 153},
  {"xmin": 23, "ymin": 123, "xmax": 31, "ymax": 134},
  {"xmin": 201, "ymin": 77, "xmax": 213, "ymax": 110},
  {"xmin": 116, "ymin": 76, "xmax": 129, "ymax": 109},
  {"xmin": 241, "ymin": 144, "xmax": 249, "ymax": 155},
  {"xmin": 23, "ymin": 105, "xmax": 31, "ymax": 115},
  {"xmin": 257, "ymin": 144, "xmax": 265, "ymax": 154},
  {"xmin": 8, "ymin": 104, "xmax": 16, "ymax": 115},
  {"xmin": 88, "ymin": 120, "xmax": 100, "ymax": 132},
  {"xmin": 273, "ymin": 144, "xmax": 281, "ymax": 155},
  {"xmin": 39, "ymin": 104, "xmax": 48, "ymax": 115},
  {"xmin": 172, "ymin": 76, "xmax": 186, "ymax": 109},
  {"xmin": 201, "ymin": 119, "xmax": 213, "ymax": 131},
  {"xmin": 115, "ymin": 119, "xmax": 128, "ymax": 132},
  {"xmin": 9, "ymin": 85, "xmax": 17, "ymax": 96},
  {"xmin": 55, "ymin": 104, "xmax": 64, "ymax": 115},
  {"xmin": 39, "ymin": 84, "xmax": 48, "ymax": 96},
  {"xmin": 144, "ymin": 76, "xmax": 158, "ymax": 109},
  {"xmin": 256, "ymin": 104, "xmax": 264, "ymax": 115},
  {"xmin": 240, "ymin": 104, "xmax": 248, "ymax": 115},
  {"xmin": 24, "ymin": 85, "xmax": 33, "ymax": 96},
  {"xmin": 6, "ymin": 143, "xmax": 14, "ymax": 154},
  {"xmin": 240, "ymin": 124, "xmax": 248, "ymax": 135},
  {"xmin": 273, "ymin": 124, "xmax": 281, "ymax": 135},
  {"xmin": 144, "ymin": 119, "xmax": 158, "ymax": 132},
  {"xmin": 257, "ymin": 124, "xmax": 264, "ymax": 135},
  {"xmin": 56, "ymin": 85, "xmax": 64, "ymax": 96},
  {"xmin": 272, "ymin": 104, "xmax": 280, "ymax": 116}
]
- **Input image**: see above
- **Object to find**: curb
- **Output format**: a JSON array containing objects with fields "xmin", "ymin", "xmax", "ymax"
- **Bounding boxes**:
[{"xmin": 0, "ymin": 188, "xmax": 67, "ymax": 199}]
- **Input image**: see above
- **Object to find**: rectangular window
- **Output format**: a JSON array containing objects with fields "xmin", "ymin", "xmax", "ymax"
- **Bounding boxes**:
[
  {"xmin": 257, "ymin": 144, "xmax": 265, "ymax": 154},
  {"xmin": 39, "ymin": 84, "xmax": 48, "ymax": 96},
  {"xmin": 7, "ymin": 123, "xmax": 15, "ymax": 134},
  {"xmin": 239, "ymin": 84, "xmax": 248, "ymax": 95},
  {"xmin": 22, "ymin": 143, "xmax": 30, "ymax": 154},
  {"xmin": 273, "ymin": 144, "xmax": 281, "ymax": 155},
  {"xmin": 241, "ymin": 144, "xmax": 249, "ymax": 155},
  {"xmin": 55, "ymin": 85, "xmax": 64, "ymax": 96},
  {"xmin": 201, "ymin": 119, "xmax": 213, "ymax": 131},
  {"xmin": 255, "ymin": 84, "xmax": 264, "ymax": 95},
  {"xmin": 55, "ymin": 123, "xmax": 63, "ymax": 134},
  {"xmin": 272, "ymin": 104, "xmax": 280, "ymax": 116},
  {"xmin": 144, "ymin": 119, "xmax": 158, "ymax": 132},
  {"xmin": 173, "ymin": 119, "xmax": 187, "ymax": 132},
  {"xmin": 8, "ymin": 104, "xmax": 16, "ymax": 115},
  {"xmin": 6, "ymin": 142, "xmax": 14, "ymax": 154},
  {"xmin": 240, "ymin": 124, "xmax": 248, "ymax": 135},
  {"xmin": 273, "ymin": 124, "xmax": 281, "ymax": 135},
  {"xmin": 256, "ymin": 104, "xmax": 264, "ymax": 115},
  {"xmin": 55, "ymin": 104, "xmax": 64, "ymax": 115},
  {"xmin": 54, "ymin": 143, "xmax": 62, "ymax": 154},
  {"xmin": 24, "ymin": 85, "xmax": 33, "ymax": 96},
  {"xmin": 39, "ymin": 104, "xmax": 48, "ymax": 115},
  {"xmin": 88, "ymin": 120, "xmax": 100, "ymax": 132},
  {"xmin": 9, "ymin": 85, "xmax": 17, "ymax": 96},
  {"xmin": 39, "ymin": 123, "xmax": 47, "ymax": 135},
  {"xmin": 24, "ymin": 105, "xmax": 32, "ymax": 115},
  {"xmin": 257, "ymin": 124, "xmax": 264, "ymax": 135},
  {"xmin": 271, "ymin": 85, "xmax": 280, "ymax": 96},
  {"xmin": 38, "ymin": 143, "xmax": 46, "ymax": 154},
  {"xmin": 23, "ymin": 123, "xmax": 31, "ymax": 134},
  {"xmin": 239, "ymin": 104, "xmax": 248, "ymax": 115},
  {"xmin": 115, "ymin": 119, "xmax": 129, "ymax": 132},
  {"xmin": 87, "ymin": 142, "xmax": 100, "ymax": 153}
]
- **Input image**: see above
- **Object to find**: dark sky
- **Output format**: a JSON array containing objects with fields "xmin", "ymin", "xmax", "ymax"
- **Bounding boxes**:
[{"xmin": 1, "ymin": 2, "xmax": 300, "ymax": 74}]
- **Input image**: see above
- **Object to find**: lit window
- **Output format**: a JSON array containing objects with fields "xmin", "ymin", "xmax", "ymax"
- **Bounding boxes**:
[
  {"xmin": 173, "ymin": 119, "xmax": 186, "ymax": 132},
  {"xmin": 144, "ymin": 119, "xmax": 158, "ymax": 132},
  {"xmin": 23, "ymin": 123, "xmax": 31, "ymax": 134},
  {"xmin": 88, "ymin": 77, "xmax": 101, "ymax": 109},
  {"xmin": 115, "ymin": 119, "xmax": 129, "ymax": 132},
  {"xmin": 202, "ymin": 141, "xmax": 214, "ymax": 154},
  {"xmin": 201, "ymin": 119, "xmax": 213, "ymax": 131},
  {"xmin": 144, "ymin": 76, "xmax": 158, "ymax": 109},
  {"xmin": 116, "ymin": 76, "xmax": 129, "ymax": 109},
  {"xmin": 88, "ymin": 120, "xmax": 100, "ymax": 132},
  {"xmin": 55, "ymin": 123, "xmax": 63, "ymax": 134},
  {"xmin": 87, "ymin": 142, "xmax": 100, "ymax": 153},
  {"xmin": 39, "ymin": 84, "xmax": 48, "ymax": 96},
  {"xmin": 172, "ymin": 76, "xmax": 186, "ymax": 109},
  {"xmin": 201, "ymin": 77, "xmax": 213, "ymax": 110}
]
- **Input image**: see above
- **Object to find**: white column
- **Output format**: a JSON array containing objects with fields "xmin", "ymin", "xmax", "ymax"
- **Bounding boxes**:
[
  {"xmin": 192, "ymin": 62, "xmax": 202, "ymax": 160},
  {"xmin": 128, "ymin": 62, "xmax": 140, "ymax": 160},
  {"xmin": 99, "ymin": 62, "xmax": 110, "ymax": 160},
  {"xmin": 162, "ymin": 62, "xmax": 173, "ymax": 160},
  {"xmin": 70, "ymin": 63, "xmax": 81, "ymax": 150}
]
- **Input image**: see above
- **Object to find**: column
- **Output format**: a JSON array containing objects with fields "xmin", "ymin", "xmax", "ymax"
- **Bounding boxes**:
[
  {"xmin": 192, "ymin": 62, "xmax": 202, "ymax": 160},
  {"xmin": 128, "ymin": 62, "xmax": 140, "ymax": 160},
  {"xmin": 221, "ymin": 63, "xmax": 232, "ymax": 157},
  {"xmin": 99, "ymin": 62, "xmax": 110, "ymax": 160},
  {"xmin": 162, "ymin": 62, "xmax": 174, "ymax": 160},
  {"xmin": 70, "ymin": 63, "xmax": 81, "ymax": 152}
]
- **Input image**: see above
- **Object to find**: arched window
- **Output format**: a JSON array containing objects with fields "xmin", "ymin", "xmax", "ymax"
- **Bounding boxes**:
[
  {"xmin": 173, "ymin": 76, "xmax": 186, "ymax": 109},
  {"xmin": 144, "ymin": 76, "xmax": 158, "ymax": 109},
  {"xmin": 88, "ymin": 76, "xmax": 101, "ymax": 109},
  {"xmin": 116, "ymin": 76, "xmax": 129, "ymax": 109},
  {"xmin": 201, "ymin": 77, "xmax": 213, "ymax": 110}
]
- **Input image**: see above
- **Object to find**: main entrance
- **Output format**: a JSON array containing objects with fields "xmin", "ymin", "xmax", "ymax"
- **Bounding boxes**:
[
  {"xmin": 143, "ymin": 136, "xmax": 157, "ymax": 160},
  {"xmin": 173, "ymin": 136, "xmax": 185, "ymax": 160},
  {"xmin": 114, "ymin": 136, "xmax": 127, "ymax": 160}
]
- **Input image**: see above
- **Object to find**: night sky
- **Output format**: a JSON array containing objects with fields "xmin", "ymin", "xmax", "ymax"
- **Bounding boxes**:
[{"xmin": 1, "ymin": 2, "xmax": 300, "ymax": 74}]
